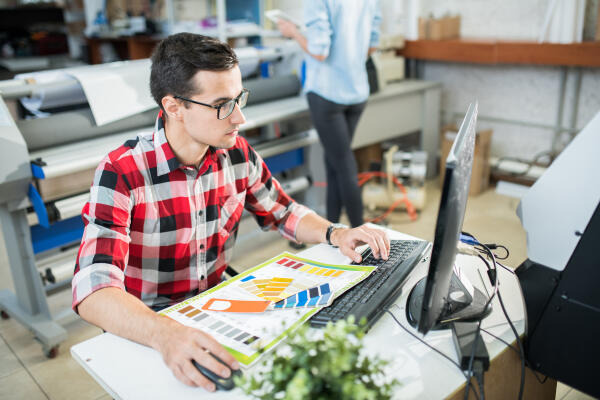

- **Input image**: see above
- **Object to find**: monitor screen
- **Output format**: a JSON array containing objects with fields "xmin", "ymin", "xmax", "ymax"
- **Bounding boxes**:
[{"xmin": 417, "ymin": 102, "xmax": 478, "ymax": 334}]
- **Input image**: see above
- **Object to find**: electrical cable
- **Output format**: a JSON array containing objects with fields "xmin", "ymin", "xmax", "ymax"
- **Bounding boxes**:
[
  {"xmin": 478, "ymin": 242, "xmax": 526, "ymax": 400},
  {"xmin": 456, "ymin": 234, "xmax": 499, "ymax": 400},
  {"xmin": 463, "ymin": 250, "xmax": 499, "ymax": 400},
  {"xmin": 357, "ymin": 171, "xmax": 418, "ymax": 222},
  {"xmin": 480, "ymin": 328, "xmax": 548, "ymax": 385},
  {"xmin": 463, "ymin": 318, "xmax": 485, "ymax": 400},
  {"xmin": 385, "ymin": 307, "xmax": 481, "ymax": 400},
  {"xmin": 497, "ymin": 285, "xmax": 526, "ymax": 400},
  {"xmin": 482, "ymin": 243, "xmax": 509, "ymax": 260},
  {"xmin": 473, "ymin": 360, "xmax": 486, "ymax": 400}
]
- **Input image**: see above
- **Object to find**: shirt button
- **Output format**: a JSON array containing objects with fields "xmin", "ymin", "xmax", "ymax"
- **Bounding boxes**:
[
  {"xmin": 200, "ymin": 275, "xmax": 205, "ymax": 280},
  {"xmin": 198, "ymin": 210, "xmax": 203, "ymax": 216},
  {"xmin": 199, "ymin": 244, "xmax": 204, "ymax": 249}
]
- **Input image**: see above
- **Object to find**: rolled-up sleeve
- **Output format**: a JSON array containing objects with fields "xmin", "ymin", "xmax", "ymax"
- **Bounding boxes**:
[
  {"xmin": 370, "ymin": 0, "xmax": 382, "ymax": 47},
  {"xmin": 304, "ymin": 0, "xmax": 333, "ymax": 57},
  {"xmin": 244, "ymin": 145, "xmax": 314, "ymax": 242},
  {"xmin": 72, "ymin": 159, "xmax": 132, "ymax": 311}
]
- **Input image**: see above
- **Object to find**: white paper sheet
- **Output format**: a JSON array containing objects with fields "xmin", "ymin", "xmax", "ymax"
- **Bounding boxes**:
[
  {"xmin": 66, "ymin": 59, "xmax": 155, "ymax": 126},
  {"xmin": 15, "ymin": 70, "xmax": 87, "ymax": 116}
]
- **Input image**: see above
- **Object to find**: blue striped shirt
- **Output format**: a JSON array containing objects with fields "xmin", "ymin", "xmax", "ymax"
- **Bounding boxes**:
[{"xmin": 303, "ymin": 0, "xmax": 381, "ymax": 105}]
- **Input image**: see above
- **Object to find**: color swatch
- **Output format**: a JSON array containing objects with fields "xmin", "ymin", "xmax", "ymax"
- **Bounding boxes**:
[
  {"xmin": 273, "ymin": 283, "xmax": 332, "ymax": 309},
  {"xmin": 177, "ymin": 305, "xmax": 263, "ymax": 349},
  {"xmin": 277, "ymin": 257, "xmax": 345, "ymax": 277},
  {"xmin": 201, "ymin": 298, "xmax": 271, "ymax": 313},
  {"xmin": 239, "ymin": 275, "xmax": 313, "ymax": 301}
]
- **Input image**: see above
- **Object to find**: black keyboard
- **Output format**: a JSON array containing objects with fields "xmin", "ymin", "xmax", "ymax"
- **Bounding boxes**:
[{"xmin": 310, "ymin": 239, "xmax": 429, "ymax": 329}]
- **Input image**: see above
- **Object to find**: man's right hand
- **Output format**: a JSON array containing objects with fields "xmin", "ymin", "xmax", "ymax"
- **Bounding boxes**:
[
  {"xmin": 153, "ymin": 317, "xmax": 240, "ymax": 391},
  {"xmin": 77, "ymin": 287, "xmax": 240, "ymax": 392}
]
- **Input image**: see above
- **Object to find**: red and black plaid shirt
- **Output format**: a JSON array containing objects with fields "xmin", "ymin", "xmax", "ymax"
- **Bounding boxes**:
[{"xmin": 72, "ymin": 113, "xmax": 312, "ymax": 310}]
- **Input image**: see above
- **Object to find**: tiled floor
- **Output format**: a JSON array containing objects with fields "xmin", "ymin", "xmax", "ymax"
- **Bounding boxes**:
[{"xmin": 0, "ymin": 180, "xmax": 596, "ymax": 399}]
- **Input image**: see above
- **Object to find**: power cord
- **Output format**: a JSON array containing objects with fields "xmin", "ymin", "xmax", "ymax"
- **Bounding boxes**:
[
  {"xmin": 385, "ymin": 307, "xmax": 481, "ymax": 400},
  {"xmin": 462, "ymin": 234, "xmax": 526, "ymax": 400},
  {"xmin": 480, "ymin": 328, "xmax": 548, "ymax": 385},
  {"xmin": 472, "ymin": 360, "xmax": 486, "ymax": 400},
  {"xmin": 357, "ymin": 171, "xmax": 418, "ymax": 222}
]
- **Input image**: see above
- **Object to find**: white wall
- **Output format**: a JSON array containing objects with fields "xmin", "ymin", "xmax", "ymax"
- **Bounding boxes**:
[
  {"xmin": 277, "ymin": 0, "xmax": 600, "ymax": 160},
  {"xmin": 420, "ymin": 0, "xmax": 600, "ymax": 159}
]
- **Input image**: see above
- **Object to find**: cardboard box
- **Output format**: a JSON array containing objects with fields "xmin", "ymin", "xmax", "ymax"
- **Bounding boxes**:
[
  {"xmin": 419, "ymin": 15, "xmax": 461, "ymax": 40},
  {"xmin": 440, "ymin": 125, "xmax": 492, "ymax": 196},
  {"xmin": 596, "ymin": 2, "xmax": 600, "ymax": 41}
]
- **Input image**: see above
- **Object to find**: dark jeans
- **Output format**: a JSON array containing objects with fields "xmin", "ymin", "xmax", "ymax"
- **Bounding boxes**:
[{"xmin": 307, "ymin": 92, "xmax": 366, "ymax": 227}]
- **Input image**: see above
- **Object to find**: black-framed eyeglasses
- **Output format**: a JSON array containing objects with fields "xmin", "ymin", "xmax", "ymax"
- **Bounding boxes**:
[{"xmin": 174, "ymin": 89, "xmax": 250, "ymax": 120}]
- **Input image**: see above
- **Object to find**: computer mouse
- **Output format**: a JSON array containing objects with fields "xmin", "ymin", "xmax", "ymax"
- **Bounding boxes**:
[{"xmin": 192, "ymin": 353, "xmax": 242, "ymax": 391}]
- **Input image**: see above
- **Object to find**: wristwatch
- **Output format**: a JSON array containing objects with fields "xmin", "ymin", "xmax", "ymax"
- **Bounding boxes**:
[{"xmin": 326, "ymin": 223, "xmax": 348, "ymax": 247}]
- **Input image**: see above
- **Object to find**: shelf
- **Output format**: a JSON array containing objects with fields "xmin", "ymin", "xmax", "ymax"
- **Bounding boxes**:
[{"xmin": 398, "ymin": 39, "xmax": 600, "ymax": 67}]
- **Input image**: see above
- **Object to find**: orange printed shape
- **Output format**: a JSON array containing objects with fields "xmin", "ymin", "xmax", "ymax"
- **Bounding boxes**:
[{"xmin": 201, "ymin": 298, "xmax": 271, "ymax": 313}]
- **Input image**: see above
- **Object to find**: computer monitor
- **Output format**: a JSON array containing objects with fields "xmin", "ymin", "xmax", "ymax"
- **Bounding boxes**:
[{"xmin": 406, "ymin": 102, "xmax": 491, "ymax": 335}]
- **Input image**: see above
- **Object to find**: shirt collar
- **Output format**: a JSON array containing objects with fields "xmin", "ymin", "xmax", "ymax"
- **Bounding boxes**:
[{"xmin": 153, "ymin": 110, "xmax": 220, "ymax": 176}]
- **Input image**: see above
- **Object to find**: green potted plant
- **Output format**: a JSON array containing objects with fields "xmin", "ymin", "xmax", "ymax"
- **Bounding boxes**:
[{"xmin": 236, "ymin": 317, "xmax": 399, "ymax": 399}]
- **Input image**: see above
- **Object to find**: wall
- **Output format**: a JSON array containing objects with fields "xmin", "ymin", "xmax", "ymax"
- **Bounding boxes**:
[
  {"xmin": 420, "ymin": 0, "xmax": 600, "ymax": 160},
  {"xmin": 277, "ymin": 0, "xmax": 600, "ymax": 160}
]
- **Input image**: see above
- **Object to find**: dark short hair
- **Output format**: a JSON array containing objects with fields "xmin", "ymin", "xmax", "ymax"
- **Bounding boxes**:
[{"xmin": 150, "ymin": 33, "xmax": 238, "ymax": 113}]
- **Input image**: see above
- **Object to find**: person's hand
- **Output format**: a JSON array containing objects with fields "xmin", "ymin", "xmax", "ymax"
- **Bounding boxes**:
[
  {"xmin": 277, "ymin": 19, "xmax": 299, "ymax": 39},
  {"xmin": 330, "ymin": 224, "xmax": 390, "ymax": 263},
  {"xmin": 153, "ymin": 317, "xmax": 239, "ymax": 391}
]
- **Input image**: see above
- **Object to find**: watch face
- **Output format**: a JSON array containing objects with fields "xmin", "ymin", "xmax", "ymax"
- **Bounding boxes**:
[{"xmin": 327, "ymin": 223, "xmax": 348, "ymax": 246}]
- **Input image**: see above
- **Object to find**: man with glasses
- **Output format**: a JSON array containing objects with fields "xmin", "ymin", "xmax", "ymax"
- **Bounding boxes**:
[{"xmin": 72, "ymin": 33, "xmax": 389, "ymax": 392}]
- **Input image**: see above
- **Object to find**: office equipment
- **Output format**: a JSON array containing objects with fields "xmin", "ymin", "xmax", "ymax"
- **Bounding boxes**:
[
  {"xmin": 192, "ymin": 353, "xmax": 242, "ymax": 391},
  {"xmin": 310, "ymin": 239, "xmax": 428, "ymax": 328},
  {"xmin": 72, "ymin": 226, "xmax": 552, "ymax": 399},
  {"xmin": 406, "ymin": 102, "xmax": 491, "ymax": 334},
  {"xmin": 361, "ymin": 146, "xmax": 427, "ymax": 212},
  {"xmin": 516, "ymin": 110, "xmax": 600, "ymax": 397}
]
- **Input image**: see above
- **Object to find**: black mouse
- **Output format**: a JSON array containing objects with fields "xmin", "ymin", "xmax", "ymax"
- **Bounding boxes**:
[{"xmin": 192, "ymin": 353, "xmax": 242, "ymax": 391}]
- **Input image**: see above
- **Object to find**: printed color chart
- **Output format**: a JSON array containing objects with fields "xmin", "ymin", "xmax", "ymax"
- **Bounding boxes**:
[{"xmin": 161, "ymin": 252, "xmax": 375, "ymax": 367}]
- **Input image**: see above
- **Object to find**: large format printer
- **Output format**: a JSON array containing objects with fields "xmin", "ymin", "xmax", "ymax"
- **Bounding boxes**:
[{"xmin": 0, "ymin": 45, "xmax": 318, "ymax": 357}]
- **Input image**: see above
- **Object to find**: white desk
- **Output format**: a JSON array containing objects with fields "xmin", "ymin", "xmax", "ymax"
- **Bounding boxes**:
[{"xmin": 71, "ymin": 229, "xmax": 553, "ymax": 399}]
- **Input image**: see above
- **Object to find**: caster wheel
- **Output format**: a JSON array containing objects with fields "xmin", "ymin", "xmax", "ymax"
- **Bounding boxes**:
[
  {"xmin": 0, "ymin": 310, "xmax": 9, "ymax": 320},
  {"xmin": 45, "ymin": 346, "xmax": 59, "ymax": 359}
]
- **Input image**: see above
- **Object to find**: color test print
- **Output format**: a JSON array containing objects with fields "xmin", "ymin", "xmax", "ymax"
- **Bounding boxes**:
[
  {"xmin": 273, "ymin": 283, "xmax": 332, "ymax": 309},
  {"xmin": 161, "ymin": 252, "xmax": 376, "ymax": 367},
  {"xmin": 238, "ymin": 275, "xmax": 314, "ymax": 301},
  {"xmin": 276, "ymin": 256, "xmax": 345, "ymax": 277},
  {"xmin": 176, "ymin": 305, "xmax": 263, "ymax": 350}
]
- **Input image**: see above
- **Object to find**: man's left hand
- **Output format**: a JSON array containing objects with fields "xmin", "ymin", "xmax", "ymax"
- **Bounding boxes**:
[{"xmin": 330, "ymin": 224, "xmax": 390, "ymax": 263}]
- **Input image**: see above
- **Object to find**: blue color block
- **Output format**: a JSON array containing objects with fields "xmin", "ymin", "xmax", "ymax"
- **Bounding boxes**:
[
  {"xmin": 320, "ymin": 283, "xmax": 330, "ymax": 295},
  {"xmin": 296, "ymin": 290, "xmax": 308, "ymax": 307},
  {"xmin": 307, "ymin": 296, "xmax": 320, "ymax": 307},
  {"xmin": 274, "ymin": 301, "xmax": 284, "ymax": 309},
  {"xmin": 241, "ymin": 275, "xmax": 255, "ymax": 282},
  {"xmin": 285, "ymin": 294, "xmax": 298, "ymax": 308},
  {"xmin": 318, "ymin": 292, "xmax": 332, "ymax": 306}
]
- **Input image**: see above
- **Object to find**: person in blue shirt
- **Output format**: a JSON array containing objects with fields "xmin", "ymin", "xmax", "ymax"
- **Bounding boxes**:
[{"xmin": 277, "ymin": 0, "xmax": 381, "ymax": 228}]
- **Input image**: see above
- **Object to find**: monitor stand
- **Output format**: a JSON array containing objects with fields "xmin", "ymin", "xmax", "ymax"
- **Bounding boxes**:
[{"xmin": 406, "ymin": 271, "xmax": 492, "ymax": 330}]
